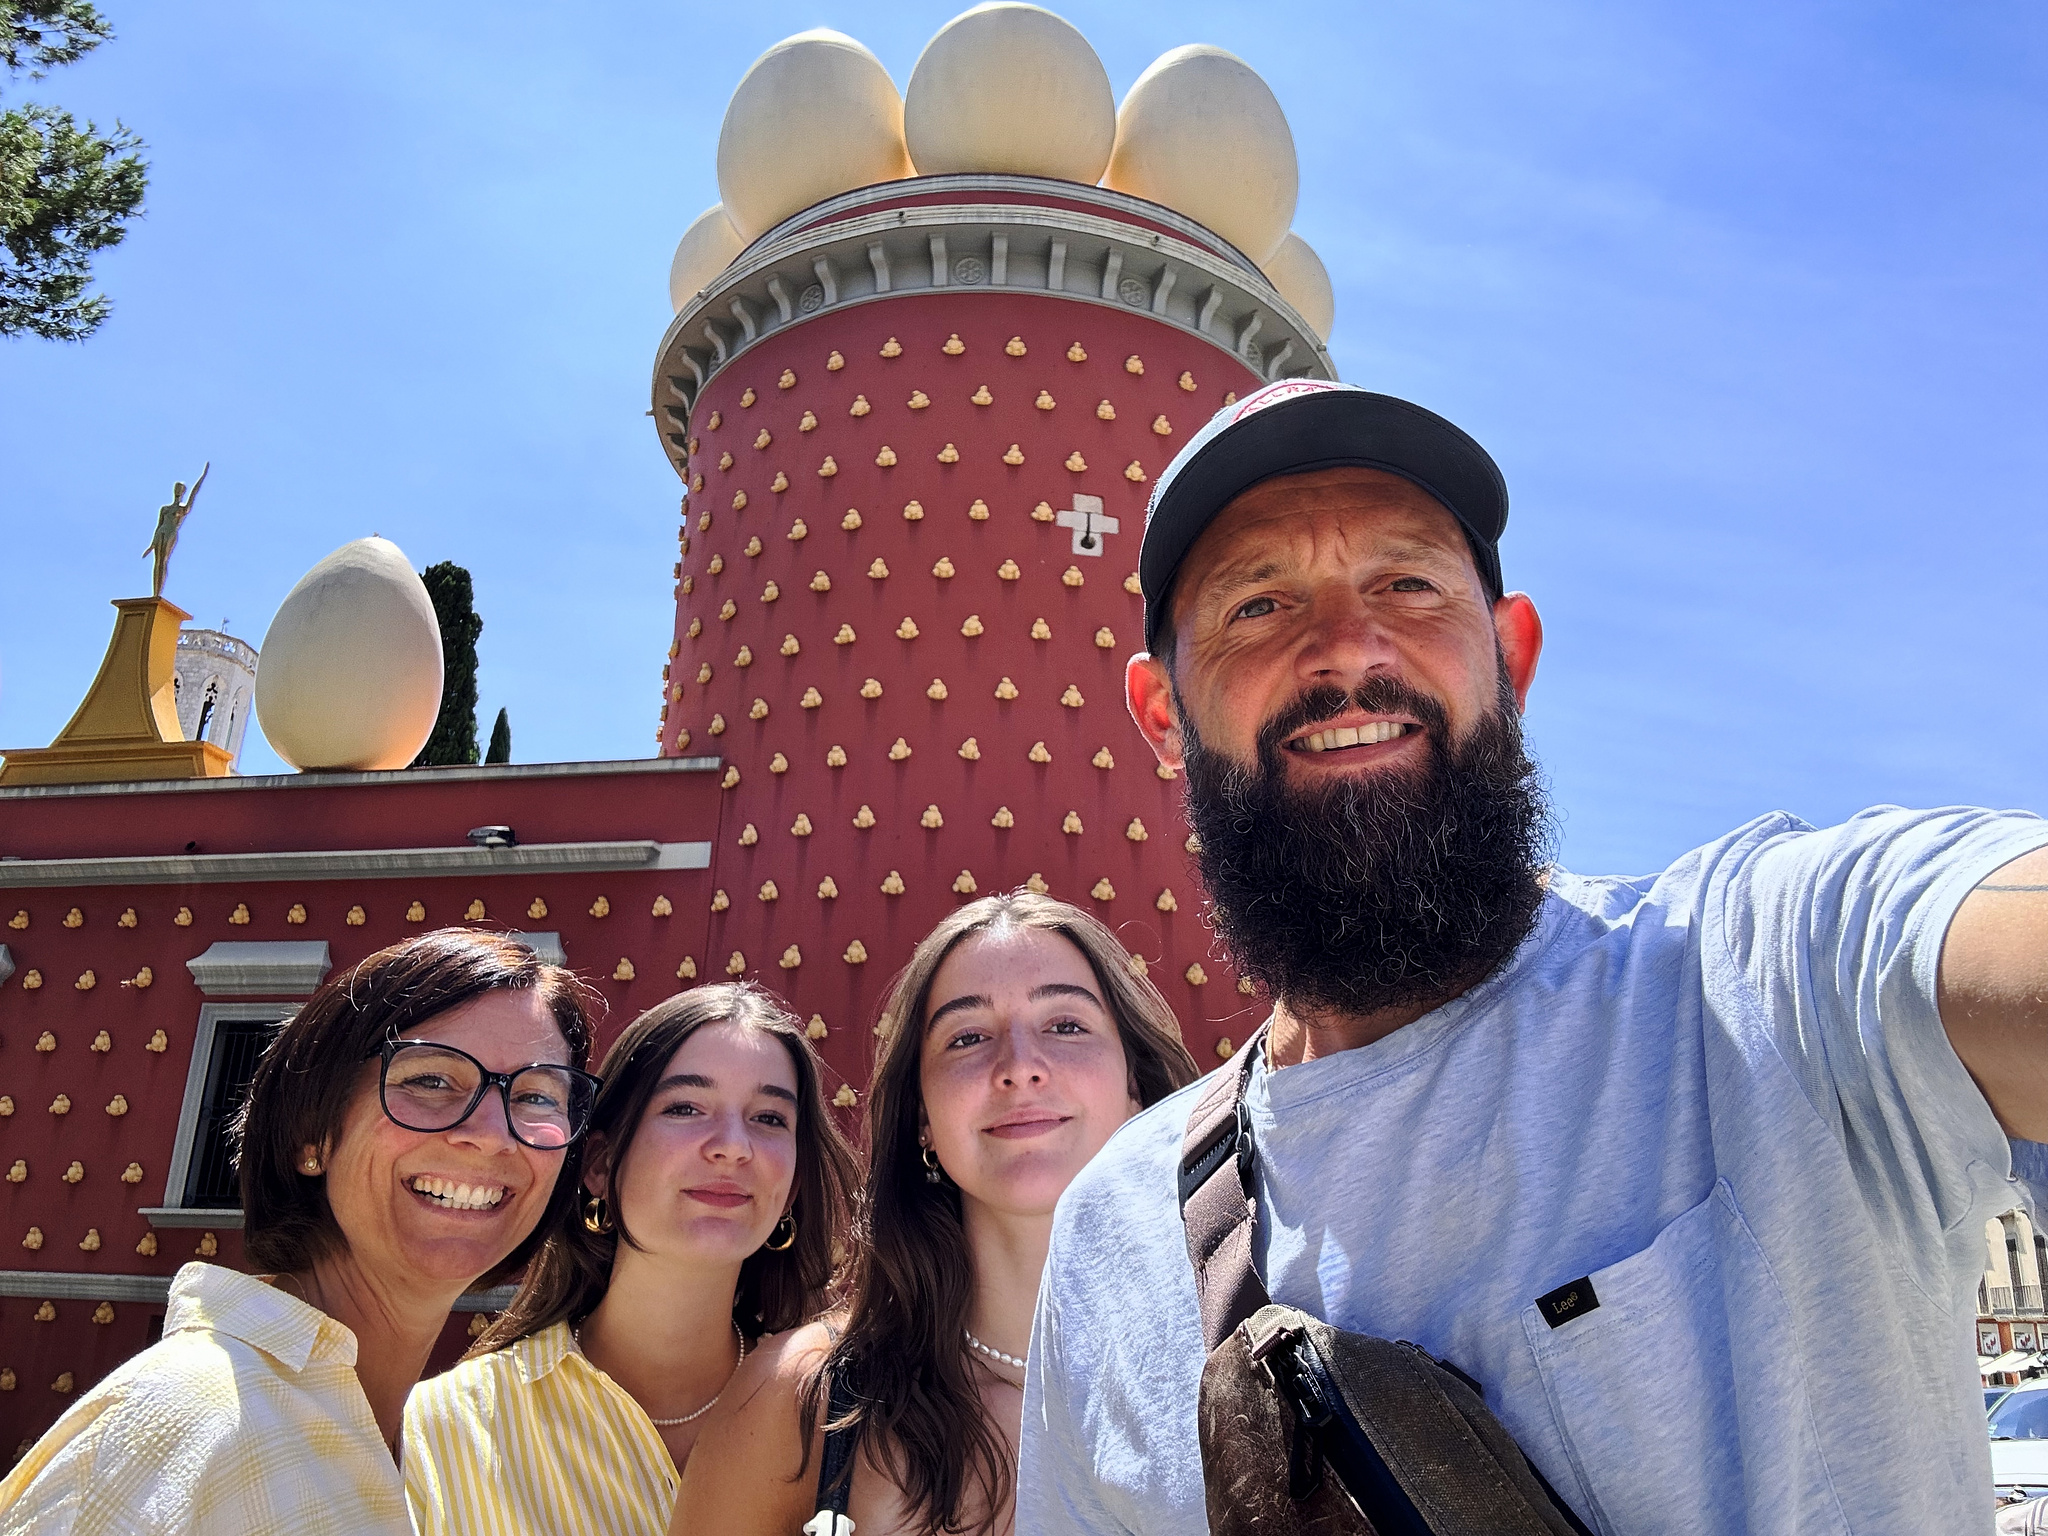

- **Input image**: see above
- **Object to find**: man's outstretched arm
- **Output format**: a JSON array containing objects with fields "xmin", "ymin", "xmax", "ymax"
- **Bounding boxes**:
[{"xmin": 1940, "ymin": 844, "xmax": 2048, "ymax": 1141}]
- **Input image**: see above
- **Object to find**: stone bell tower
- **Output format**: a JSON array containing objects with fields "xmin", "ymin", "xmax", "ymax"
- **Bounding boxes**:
[
  {"xmin": 173, "ymin": 629, "xmax": 259, "ymax": 770},
  {"xmin": 650, "ymin": 170, "xmax": 1332, "ymax": 1074}
]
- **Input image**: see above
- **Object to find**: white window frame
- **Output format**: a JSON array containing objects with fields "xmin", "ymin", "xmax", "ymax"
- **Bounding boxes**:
[{"xmin": 141, "ymin": 1001, "xmax": 297, "ymax": 1229}]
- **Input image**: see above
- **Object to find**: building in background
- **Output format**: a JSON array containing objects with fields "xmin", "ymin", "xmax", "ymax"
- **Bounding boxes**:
[
  {"xmin": 646, "ymin": 169, "xmax": 1323, "ymax": 1078},
  {"xmin": 648, "ymin": 15, "xmax": 1334, "ymax": 1081},
  {"xmin": 1982, "ymin": 1211, "xmax": 2048, "ymax": 1385},
  {"xmin": 171, "ymin": 629, "xmax": 258, "ymax": 770},
  {"xmin": 1, "ymin": 593, "xmax": 719, "ymax": 1458}
]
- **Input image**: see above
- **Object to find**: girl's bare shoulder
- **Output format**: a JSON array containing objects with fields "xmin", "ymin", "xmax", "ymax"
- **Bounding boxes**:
[
  {"xmin": 671, "ymin": 1316, "xmax": 847, "ymax": 1534},
  {"xmin": 732, "ymin": 1313, "xmax": 841, "ymax": 1407}
]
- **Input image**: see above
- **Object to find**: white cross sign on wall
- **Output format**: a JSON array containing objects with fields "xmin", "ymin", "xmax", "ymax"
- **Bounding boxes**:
[{"xmin": 1055, "ymin": 494, "xmax": 1119, "ymax": 557}]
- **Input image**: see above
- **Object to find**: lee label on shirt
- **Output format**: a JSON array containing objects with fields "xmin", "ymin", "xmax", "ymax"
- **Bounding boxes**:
[{"xmin": 1536, "ymin": 1277, "xmax": 1599, "ymax": 1329}]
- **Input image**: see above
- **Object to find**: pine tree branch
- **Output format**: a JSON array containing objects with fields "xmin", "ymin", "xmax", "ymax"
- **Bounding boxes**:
[
  {"xmin": 0, "ymin": 103, "xmax": 145, "ymax": 339},
  {"xmin": 1, "ymin": 2, "xmax": 111, "ymax": 85}
]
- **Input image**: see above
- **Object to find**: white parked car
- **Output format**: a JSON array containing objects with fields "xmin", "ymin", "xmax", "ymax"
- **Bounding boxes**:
[{"xmin": 1992, "ymin": 1383, "xmax": 2048, "ymax": 1499}]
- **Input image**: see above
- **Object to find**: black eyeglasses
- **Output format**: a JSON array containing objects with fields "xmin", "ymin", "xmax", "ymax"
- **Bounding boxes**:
[{"xmin": 376, "ymin": 1039, "xmax": 600, "ymax": 1151}]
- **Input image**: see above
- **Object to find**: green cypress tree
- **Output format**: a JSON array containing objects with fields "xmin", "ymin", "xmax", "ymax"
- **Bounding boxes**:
[
  {"xmin": 412, "ymin": 562, "xmax": 482, "ymax": 767},
  {"xmin": 485, "ymin": 707, "xmax": 511, "ymax": 765},
  {"xmin": 2, "ymin": 2, "xmax": 150, "ymax": 341}
]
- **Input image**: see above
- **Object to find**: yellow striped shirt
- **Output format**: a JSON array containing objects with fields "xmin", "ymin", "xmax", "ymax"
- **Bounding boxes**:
[
  {"xmin": 0, "ymin": 1262, "xmax": 410, "ymax": 1536},
  {"xmin": 402, "ymin": 1319, "xmax": 679, "ymax": 1536}
]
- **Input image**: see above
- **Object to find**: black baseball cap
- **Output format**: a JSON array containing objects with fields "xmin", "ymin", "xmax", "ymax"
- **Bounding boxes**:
[{"xmin": 1139, "ymin": 380, "xmax": 1510, "ymax": 653}]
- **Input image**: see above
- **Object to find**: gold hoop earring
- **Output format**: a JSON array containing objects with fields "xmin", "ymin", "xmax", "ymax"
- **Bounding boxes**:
[
  {"xmin": 922, "ymin": 1145, "xmax": 945, "ymax": 1185},
  {"xmin": 581, "ymin": 1193, "xmax": 613, "ymax": 1234},
  {"xmin": 764, "ymin": 1211, "xmax": 796, "ymax": 1251}
]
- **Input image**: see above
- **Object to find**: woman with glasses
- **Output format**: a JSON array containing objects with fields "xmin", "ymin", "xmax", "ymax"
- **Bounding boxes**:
[
  {"xmin": 403, "ymin": 980, "xmax": 859, "ymax": 1536},
  {"xmin": 0, "ymin": 930, "xmax": 595, "ymax": 1536},
  {"xmin": 672, "ymin": 892, "xmax": 1196, "ymax": 1536}
]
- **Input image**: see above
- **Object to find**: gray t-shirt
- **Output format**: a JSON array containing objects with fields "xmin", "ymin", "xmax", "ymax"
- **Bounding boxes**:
[{"xmin": 1020, "ymin": 807, "xmax": 2048, "ymax": 1536}]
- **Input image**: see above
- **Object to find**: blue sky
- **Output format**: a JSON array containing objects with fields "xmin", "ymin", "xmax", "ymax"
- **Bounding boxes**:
[{"xmin": 2, "ymin": 1, "xmax": 2043, "ymax": 875}]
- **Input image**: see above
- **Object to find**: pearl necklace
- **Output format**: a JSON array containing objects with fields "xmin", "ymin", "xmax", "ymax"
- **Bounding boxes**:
[
  {"xmin": 574, "ymin": 1317, "xmax": 746, "ymax": 1427},
  {"xmin": 963, "ymin": 1328, "xmax": 1027, "ymax": 1372}
]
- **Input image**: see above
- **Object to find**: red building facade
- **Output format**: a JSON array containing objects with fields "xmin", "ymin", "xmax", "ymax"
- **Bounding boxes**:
[{"xmin": 0, "ymin": 760, "xmax": 719, "ymax": 1456}]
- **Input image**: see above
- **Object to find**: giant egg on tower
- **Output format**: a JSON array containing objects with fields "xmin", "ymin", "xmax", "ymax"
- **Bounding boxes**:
[
  {"xmin": 715, "ymin": 29, "xmax": 914, "ymax": 240},
  {"xmin": 902, "ymin": 4, "xmax": 1116, "ymax": 182},
  {"xmin": 1260, "ymin": 231, "xmax": 1335, "ymax": 344},
  {"xmin": 670, "ymin": 205, "xmax": 748, "ymax": 314},
  {"xmin": 254, "ymin": 537, "xmax": 444, "ymax": 772},
  {"xmin": 1104, "ymin": 44, "xmax": 1299, "ymax": 265}
]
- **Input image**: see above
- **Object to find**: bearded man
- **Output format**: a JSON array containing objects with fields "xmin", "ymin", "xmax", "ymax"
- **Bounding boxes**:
[{"xmin": 1016, "ymin": 380, "xmax": 2048, "ymax": 1536}]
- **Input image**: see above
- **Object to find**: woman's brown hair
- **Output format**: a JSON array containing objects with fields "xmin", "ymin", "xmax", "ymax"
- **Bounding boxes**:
[
  {"xmin": 234, "ymin": 929, "xmax": 596, "ymax": 1281},
  {"xmin": 814, "ymin": 891, "xmax": 1198, "ymax": 1534},
  {"xmin": 471, "ymin": 980, "xmax": 859, "ymax": 1354}
]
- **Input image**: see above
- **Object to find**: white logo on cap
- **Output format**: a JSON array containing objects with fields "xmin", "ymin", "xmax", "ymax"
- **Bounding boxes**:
[{"xmin": 1229, "ymin": 378, "xmax": 1347, "ymax": 424}]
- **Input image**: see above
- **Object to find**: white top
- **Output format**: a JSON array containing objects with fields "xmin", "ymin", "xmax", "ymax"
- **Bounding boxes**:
[
  {"xmin": 0, "ymin": 1262, "xmax": 409, "ymax": 1535},
  {"xmin": 1020, "ymin": 807, "xmax": 2048, "ymax": 1536}
]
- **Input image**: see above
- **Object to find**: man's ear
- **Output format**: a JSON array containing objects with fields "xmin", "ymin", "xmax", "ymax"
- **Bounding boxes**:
[
  {"xmin": 1493, "ymin": 593, "xmax": 1543, "ymax": 711},
  {"xmin": 1126, "ymin": 653, "xmax": 1185, "ymax": 771}
]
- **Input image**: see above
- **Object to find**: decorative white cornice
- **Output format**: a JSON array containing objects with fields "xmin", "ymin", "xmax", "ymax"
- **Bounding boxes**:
[
  {"xmin": 0, "ymin": 838, "xmax": 713, "ymax": 889},
  {"xmin": 762, "ymin": 175, "xmax": 1261, "ymax": 269},
  {"xmin": 0, "ymin": 1270, "xmax": 186, "ymax": 1303},
  {"xmin": 136, "ymin": 1207, "xmax": 244, "ymax": 1231},
  {"xmin": 652, "ymin": 174, "xmax": 1334, "ymax": 476},
  {"xmin": 0, "ymin": 754, "xmax": 722, "ymax": 802},
  {"xmin": 0, "ymin": 1268, "xmax": 515, "ymax": 1311},
  {"xmin": 175, "ymin": 629, "xmax": 259, "ymax": 668},
  {"xmin": 186, "ymin": 941, "xmax": 333, "ymax": 997}
]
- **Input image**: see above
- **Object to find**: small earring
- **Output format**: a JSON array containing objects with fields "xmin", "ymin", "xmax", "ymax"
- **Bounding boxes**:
[
  {"xmin": 301, "ymin": 1158, "xmax": 321, "ymax": 1175},
  {"xmin": 921, "ymin": 1145, "xmax": 945, "ymax": 1185},
  {"xmin": 581, "ymin": 1193, "xmax": 613, "ymax": 1234},
  {"xmin": 764, "ymin": 1211, "xmax": 797, "ymax": 1251}
]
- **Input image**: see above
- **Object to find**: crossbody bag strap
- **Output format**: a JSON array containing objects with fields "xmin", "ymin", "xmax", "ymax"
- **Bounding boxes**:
[
  {"xmin": 812, "ymin": 1365, "xmax": 862, "ymax": 1520},
  {"xmin": 1178, "ymin": 1023, "xmax": 1273, "ymax": 1352}
]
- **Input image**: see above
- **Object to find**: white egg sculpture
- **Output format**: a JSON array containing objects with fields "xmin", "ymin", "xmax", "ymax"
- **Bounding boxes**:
[
  {"xmin": 716, "ymin": 29, "xmax": 914, "ymax": 241},
  {"xmin": 668, "ymin": 204, "xmax": 747, "ymax": 313},
  {"xmin": 1261, "ymin": 230, "xmax": 1335, "ymax": 343},
  {"xmin": 1105, "ymin": 45, "xmax": 1298, "ymax": 266},
  {"xmin": 255, "ymin": 537, "xmax": 444, "ymax": 772},
  {"xmin": 904, "ymin": 4, "xmax": 1115, "ymax": 183}
]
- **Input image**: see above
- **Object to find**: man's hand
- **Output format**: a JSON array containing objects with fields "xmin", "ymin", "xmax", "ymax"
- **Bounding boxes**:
[{"xmin": 1939, "ymin": 845, "xmax": 2048, "ymax": 1141}]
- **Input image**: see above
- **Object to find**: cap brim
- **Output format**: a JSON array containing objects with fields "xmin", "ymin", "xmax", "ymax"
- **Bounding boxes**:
[{"xmin": 1140, "ymin": 389, "xmax": 1507, "ymax": 652}]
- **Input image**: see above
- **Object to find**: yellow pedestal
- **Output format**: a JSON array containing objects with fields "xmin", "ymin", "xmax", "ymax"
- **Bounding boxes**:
[{"xmin": 0, "ymin": 598, "xmax": 234, "ymax": 786}]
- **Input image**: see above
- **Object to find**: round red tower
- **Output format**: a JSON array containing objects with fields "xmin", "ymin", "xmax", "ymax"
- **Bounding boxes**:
[{"xmin": 650, "ymin": 174, "xmax": 1333, "ymax": 1078}]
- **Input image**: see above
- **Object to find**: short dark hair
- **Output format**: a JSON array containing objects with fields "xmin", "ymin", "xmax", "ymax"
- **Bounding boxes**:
[
  {"xmin": 470, "ymin": 981, "xmax": 859, "ymax": 1356},
  {"xmin": 233, "ymin": 929, "xmax": 597, "ymax": 1280}
]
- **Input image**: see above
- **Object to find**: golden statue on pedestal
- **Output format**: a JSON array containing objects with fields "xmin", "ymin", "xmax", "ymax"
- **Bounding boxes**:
[
  {"xmin": 143, "ymin": 463, "xmax": 208, "ymax": 598},
  {"xmin": 0, "ymin": 466, "xmax": 233, "ymax": 785}
]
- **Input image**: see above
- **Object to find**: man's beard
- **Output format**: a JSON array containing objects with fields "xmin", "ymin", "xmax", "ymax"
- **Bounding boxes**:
[{"xmin": 1178, "ymin": 666, "xmax": 1553, "ymax": 1019}]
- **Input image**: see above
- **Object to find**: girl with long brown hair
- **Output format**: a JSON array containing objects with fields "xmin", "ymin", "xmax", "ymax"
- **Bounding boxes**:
[
  {"xmin": 403, "ymin": 981, "xmax": 858, "ymax": 1535},
  {"xmin": 673, "ymin": 891, "xmax": 1197, "ymax": 1535}
]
